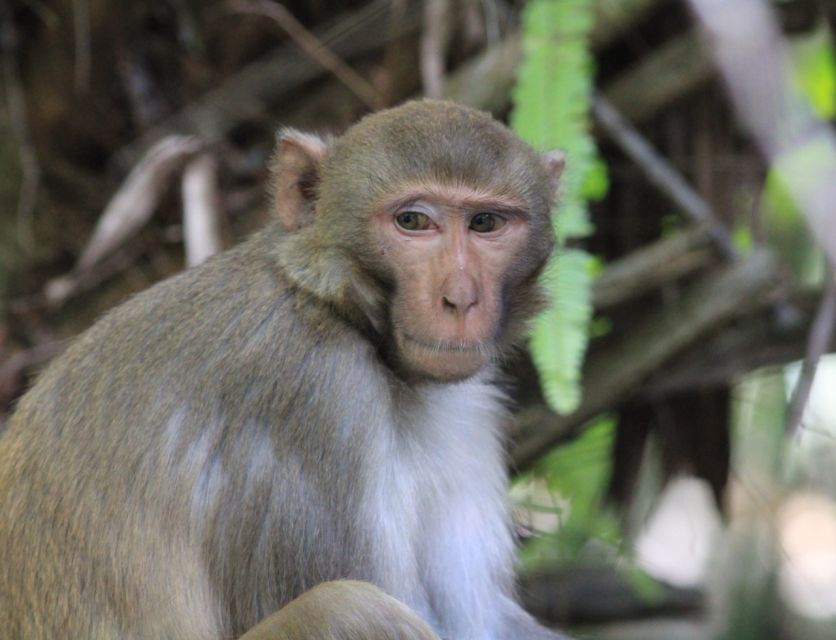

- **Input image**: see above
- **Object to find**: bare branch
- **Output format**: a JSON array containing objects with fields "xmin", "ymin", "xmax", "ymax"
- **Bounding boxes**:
[
  {"xmin": 601, "ymin": 31, "xmax": 712, "ymax": 123},
  {"xmin": 79, "ymin": 136, "xmax": 203, "ymax": 271},
  {"xmin": 229, "ymin": 0, "xmax": 381, "ymax": 109},
  {"xmin": 787, "ymin": 271, "xmax": 836, "ymax": 434},
  {"xmin": 36, "ymin": 237, "xmax": 154, "ymax": 311},
  {"xmin": 115, "ymin": 0, "xmax": 413, "ymax": 169},
  {"xmin": 43, "ymin": 136, "xmax": 203, "ymax": 307},
  {"xmin": 512, "ymin": 250, "xmax": 785, "ymax": 469},
  {"xmin": 592, "ymin": 94, "xmax": 739, "ymax": 260},
  {"xmin": 182, "ymin": 153, "xmax": 224, "ymax": 268},
  {"xmin": 421, "ymin": 0, "xmax": 453, "ymax": 98},
  {"xmin": 593, "ymin": 227, "xmax": 715, "ymax": 309}
]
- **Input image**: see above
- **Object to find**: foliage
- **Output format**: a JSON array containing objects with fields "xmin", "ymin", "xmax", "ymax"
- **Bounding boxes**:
[
  {"xmin": 514, "ymin": 415, "xmax": 620, "ymax": 570},
  {"xmin": 511, "ymin": 0, "xmax": 605, "ymax": 415},
  {"xmin": 791, "ymin": 24, "xmax": 836, "ymax": 121},
  {"xmin": 724, "ymin": 22, "xmax": 836, "ymax": 617},
  {"xmin": 756, "ymin": 23, "xmax": 836, "ymax": 287}
]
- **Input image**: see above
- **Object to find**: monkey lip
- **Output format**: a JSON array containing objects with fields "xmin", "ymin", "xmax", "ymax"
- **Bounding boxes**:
[
  {"xmin": 398, "ymin": 331, "xmax": 491, "ymax": 381},
  {"xmin": 401, "ymin": 333, "xmax": 487, "ymax": 354}
]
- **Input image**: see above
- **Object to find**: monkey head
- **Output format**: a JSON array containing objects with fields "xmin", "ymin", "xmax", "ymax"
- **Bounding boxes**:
[{"xmin": 272, "ymin": 99, "xmax": 564, "ymax": 382}]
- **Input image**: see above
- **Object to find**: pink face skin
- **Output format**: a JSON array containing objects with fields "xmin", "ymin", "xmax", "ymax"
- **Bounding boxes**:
[{"xmin": 374, "ymin": 184, "xmax": 531, "ymax": 381}]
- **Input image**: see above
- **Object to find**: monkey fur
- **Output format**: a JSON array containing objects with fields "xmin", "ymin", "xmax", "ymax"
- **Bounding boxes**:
[
  {"xmin": 241, "ymin": 581, "xmax": 440, "ymax": 640},
  {"xmin": 0, "ymin": 100, "xmax": 567, "ymax": 639}
]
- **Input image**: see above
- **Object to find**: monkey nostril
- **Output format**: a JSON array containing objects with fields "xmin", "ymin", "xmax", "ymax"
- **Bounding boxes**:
[{"xmin": 442, "ymin": 295, "xmax": 477, "ymax": 314}]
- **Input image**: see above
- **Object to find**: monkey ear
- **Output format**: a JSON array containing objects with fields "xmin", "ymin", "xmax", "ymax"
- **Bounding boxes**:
[
  {"xmin": 272, "ymin": 129, "xmax": 330, "ymax": 232},
  {"xmin": 542, "ymin": 150, "xmax": 566, "ymax": 200}
]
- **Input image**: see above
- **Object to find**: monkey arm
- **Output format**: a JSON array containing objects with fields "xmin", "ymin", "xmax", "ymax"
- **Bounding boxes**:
[{"xmin": 237, "ymin": 581, "xmax": 440, "ymax": 640}]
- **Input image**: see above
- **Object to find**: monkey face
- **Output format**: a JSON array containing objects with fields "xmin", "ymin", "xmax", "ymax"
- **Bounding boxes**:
[
  {"xmin": 272, "ymin": 100, "xmax": 563, "ymax": 383},
  {"xmin": 373, "ymin": 184, "xmax": 532, "ymax": 382}
]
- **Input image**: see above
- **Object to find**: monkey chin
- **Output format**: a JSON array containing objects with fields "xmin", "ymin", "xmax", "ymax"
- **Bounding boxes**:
[{"xmin": 395, "ymin": 333, "xmax": 491, "ymax": 383}]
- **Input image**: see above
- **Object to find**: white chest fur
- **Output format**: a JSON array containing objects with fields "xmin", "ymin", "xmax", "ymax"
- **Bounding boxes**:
[{"xmin": 366, "ymin": 374, "xmax": 515, "ymax": 638}]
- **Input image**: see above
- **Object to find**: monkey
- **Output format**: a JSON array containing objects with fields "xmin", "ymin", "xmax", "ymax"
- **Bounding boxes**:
[{"xmin": 0, "ymin": 99, "xmax": 567, "ymax": 639}]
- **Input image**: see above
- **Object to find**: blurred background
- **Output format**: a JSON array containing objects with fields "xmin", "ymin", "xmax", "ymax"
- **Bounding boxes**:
[{"xmin": 1, "ymin": 0, "xmax": 836, "ymax": 638}]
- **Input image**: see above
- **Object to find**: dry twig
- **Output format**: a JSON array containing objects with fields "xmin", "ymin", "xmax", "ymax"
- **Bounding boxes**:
[
  {"xmin": 182, "ymin": 153, "xmax": 224, "ymax": 267},
  {"xmin": 592, "ymin": 94, "xmax": 739, "ymax": 260},
  {"xmin": 113, "ymin": 1, "xmax": 420, "ymax": 169},
  {"xmin": 787, "ymin": 272, "xmax": 836, "ymax": 434},
  {"xmin": 229, "ymin": 0, "xmax": 381, "ymax": 109},
  {"xmin": 44, "ymin": 136, "xmax": 203, "ymax": 306},
  {"xmin": 420, "ymin": 0, "xmax": 453, "ymax": 98},
  {"xmin": 512, "ymin": 250, "xmax": 784, "ymax": 468}
]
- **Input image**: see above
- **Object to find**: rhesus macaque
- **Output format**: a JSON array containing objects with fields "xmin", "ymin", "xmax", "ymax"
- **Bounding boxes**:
[{"xmin": 0, "ymin": 100, "xmax": 567, "ymax": 639}]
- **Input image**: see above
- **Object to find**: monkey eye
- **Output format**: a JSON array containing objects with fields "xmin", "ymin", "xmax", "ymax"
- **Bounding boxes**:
[
  {"xmin": 469, "ymin": 212, "xmax": 506, "ymax": 233},
  {"xmin": 395, "ymin": 211, "xmax": 434, "ymax": 231}
]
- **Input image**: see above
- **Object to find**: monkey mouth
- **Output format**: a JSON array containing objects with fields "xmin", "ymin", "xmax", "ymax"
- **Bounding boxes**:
[
  {"xmin": 393, "ymin": 330, "xmax": 496, "ymax": 381},
  {"xmin": 395, "ymin": 334, "xmax": 489, "ymax": 382},
  {"xmin": 402, "ymin": 334, "xmax": 487, "ymax": 354}
]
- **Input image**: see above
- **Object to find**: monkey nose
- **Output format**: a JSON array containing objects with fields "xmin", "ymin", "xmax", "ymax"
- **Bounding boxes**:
[{"xmin": 441, "ymin": 281, "xmax": 478, "ymax": 316}]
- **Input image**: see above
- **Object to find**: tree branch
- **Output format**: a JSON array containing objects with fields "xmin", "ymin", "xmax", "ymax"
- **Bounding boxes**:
[
  {"xmin": 511, "ymin": 250, "xmax": 785, "ymax": 469},
  {"xmin": 592, "ymin": 95, "xmax": 738, "ymax": 259}
]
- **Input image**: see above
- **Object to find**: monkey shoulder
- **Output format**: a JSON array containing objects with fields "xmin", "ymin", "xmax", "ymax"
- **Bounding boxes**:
[{"xmin": 12, "ymin": 226, "xmax": 376, "ymax": 436}]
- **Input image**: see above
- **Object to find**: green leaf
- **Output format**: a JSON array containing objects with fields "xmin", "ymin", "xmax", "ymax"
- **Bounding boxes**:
[
  {"xmin": 529, "ymin": 249, "xmax": 595, "ymax": 414},
  {"xmin": 761, "ymin": 23, "xmax": 836, "ymax": 287},
  {"xmin": 511, "ymin": 0, "xmax": 603, "ymax": 415},
  {"xmin": 790, "ymin": 23, "xmax": 836, "ymax": 120},
  {"xmin": 732, "ymin": 225, "xmax": 753, "ymax": 255},
  {"xmin": 514, "ymin": 414, "xmax": 620, "ymax": 568}
]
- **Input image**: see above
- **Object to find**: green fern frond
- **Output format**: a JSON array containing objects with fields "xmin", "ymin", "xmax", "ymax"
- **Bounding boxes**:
[
  {"xmin": 530, "ymin": 249, "xmax": 595, "ymax": 413},
  {"xmin": 511, "ymin": 0, "xmax": 602, "ymax": 415}
]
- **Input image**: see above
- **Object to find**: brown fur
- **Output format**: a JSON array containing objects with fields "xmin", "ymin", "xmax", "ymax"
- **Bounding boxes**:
[{"xmin": 241, "ymin": 581, "xmax": 440, "ymax": 640}]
